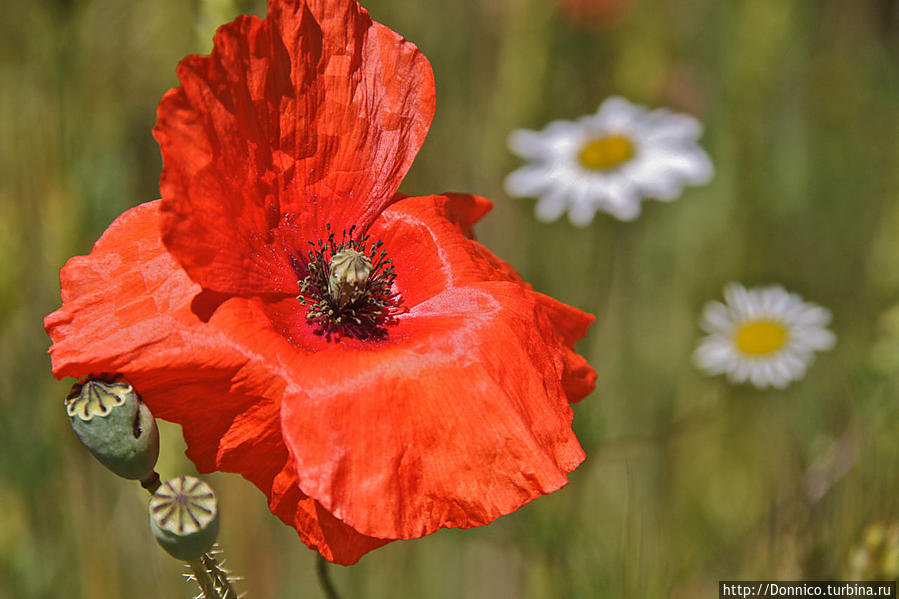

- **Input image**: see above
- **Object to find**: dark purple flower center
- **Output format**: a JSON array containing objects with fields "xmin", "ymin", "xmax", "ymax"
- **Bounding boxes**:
[{"xmin": 297, "ymin": 225, "xmax": 398, "ymax": 341}]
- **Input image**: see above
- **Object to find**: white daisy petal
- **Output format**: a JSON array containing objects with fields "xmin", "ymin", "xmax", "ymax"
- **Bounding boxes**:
[
  {"xmin": 800, "ymin": 328, "xmax": 837, "ymax": 351},
  {"xmin": 772, "ymin": 361, "xmax": 790, "ymax": 386},
  {"xmin": 630, "ymin": 169, "xmax": 682, "ymax": 202},
  {"xmin": 508, "ymin": 121, "xmax": 585, "ymax": 160},
  {"xmin": 759, "ymin": 286, "xmax": 787, "ymax": 313},
  {"xmin": 731, "ymin": 361, "xmax": 752, "ymax": 384},
  {"xmin": 507, "ymin": 129, "xmax": 547, "ymax": 159},
  {"xmin": 556, "ymin": 177, "xmax": 599, "ymax": 226},
  {"xmin": 641, "ymin": 111, "xmax": 704, "ymax": 142},
  {"xmin": 693, "ymin": 338, "xmax": 735, "ymax": 373},
  {"xmin": 779, "ymin": 352, "xmax": 806, "ymax": 377},
  {"xmin": 795, "ymin": 305, "xmax": 833, "ymax": 328},
  {"xmin": 639, "ymin": 147, "xmax": 714, "ymax": 186},
  {"xmin": 724, "ymin": 283, "xmax": 753, "ymax": 318},
  {"xmin": 505, "ymin": 96, "xmax": 713, "ymax": 223},
  {"xmin": 770, "ymin": 369, "xmax": 791, "ymax": 389},
  {"xmin": 602, "ymin": 176, "xmax": 642, "ymax": 221},
  {"xmin": 594, "ymin": 96, "xmax": 645, "ymax": 130},
  {"xmin": 504, "ymin": 164, "xmax": 556, "ymax": 197},
  {"xmin": 566, "ymin": 205, "xmax": 596, "ymax": 227},
  {"xmin": 608, "ymin": 200, "xmax": 642, "ymax": 221},
  {"xmin": 768, "ymin": 288, "xmax": 792, "ymax": 314},
  {"xmin": 700, "ymin": 301, "xmax": 733, "ymax": 333},
  {"xmin": 694, "ymin": 283, "xmax": 836, "ymax": 389},
  {"xmin": 752, "ymin": 363, "xmax": 775, "ymax": 388},
  {"xmin": 534, "ymin": 190, "xmax": 571, "ymax": 223}
]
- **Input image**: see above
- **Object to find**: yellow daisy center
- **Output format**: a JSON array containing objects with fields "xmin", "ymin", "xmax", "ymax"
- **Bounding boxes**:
[
  {"xmin": 578, "ymin": 134, "xmax": 635, "ymax": 170},
  {"xmin": 733, "ymin": 320, "xmax": 789, "ymax": 355}
]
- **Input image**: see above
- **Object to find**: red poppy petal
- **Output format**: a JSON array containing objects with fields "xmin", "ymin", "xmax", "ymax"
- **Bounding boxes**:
[
  {"xmin": 371, "ymin": 194, "xmax": 526, "ymax": 308},
  {"xmin": 280, "ymin": 280, "xmax": 587, "ymax": 540},
  {"xmin": 257, "ymin": 193, "xmax": 533, "ymax": 349},
  {"xmin": 375, "ymin": 194, "xmax": 595, "ymax": 402},
  {"xmin": 269, "ymin": 193, "xmax": 594, "ymax": 539},
  {"xmin": 258, "ymin": 193, "xmax": 596, "ymax": 401},
  {"xmin": 43, "ymin": 201, "xmax": 389, "ymax": 564},
  {"xmin": 269, "ymin": 459, "xmax": 391, "ymax": 564},
  {"xmin": 154, "ymin": 0, "xmax": 435, "ymax": 296},
  {"xmin": 531, "ymin": 293, "xmax": 597, "ymax": 401}
]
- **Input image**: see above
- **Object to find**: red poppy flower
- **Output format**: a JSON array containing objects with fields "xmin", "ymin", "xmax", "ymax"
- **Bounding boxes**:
[{"xmin": 44, "ymin": 0, "xmax": 596, "ymax": 565}]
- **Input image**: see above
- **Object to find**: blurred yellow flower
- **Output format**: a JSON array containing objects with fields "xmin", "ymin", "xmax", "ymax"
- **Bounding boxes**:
[{"xmin": 848, "ymin": 522, "xmax": 899, "ymax": 581}]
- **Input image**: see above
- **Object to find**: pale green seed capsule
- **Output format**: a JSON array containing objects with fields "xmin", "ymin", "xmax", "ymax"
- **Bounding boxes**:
[
  {"xmin": 328, "ymin": 248, "xmax": 372, "ymax": 307},
  {"xmin": 66, "ymin": 377, "xmax": 159, "ymax": 481},
  {"xmin": 149, "ymin": 476, "xmax": 220, "ymax": 561}
]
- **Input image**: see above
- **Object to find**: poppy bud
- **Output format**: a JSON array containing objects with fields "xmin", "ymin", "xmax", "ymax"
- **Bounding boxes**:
[
  {"xmin": 149, "ymin": 476, "xmax": 220, "ymax": 561},
  {"xmin": 328, "ymin": 247, "xmax": 372, "ymax": 307},
  {"xmin": 65, "ymin": 377, "xmax": 159, "ymax": 481}
]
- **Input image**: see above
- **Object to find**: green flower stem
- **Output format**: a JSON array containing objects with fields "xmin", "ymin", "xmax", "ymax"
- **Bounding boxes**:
[
  {"xmin": 316, "ymin": 555, "xmax": 341, "ymax": 599},
  {"xmin": 140, "ymin": 471, "xmax": 161, "ymax": 494},
  {"xmin": 202, "ymin": 553, "xmax": 239, "ymax": 599},
  {"xmin": 188, "ymin": 558, "xmax": 220, "ymax": 599}
]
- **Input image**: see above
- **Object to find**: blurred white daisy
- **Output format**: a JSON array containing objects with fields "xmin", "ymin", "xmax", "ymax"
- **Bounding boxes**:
[
  {"xmin": 504, "ymin": 96, "xmax": 713, "ymax": 224},
  {"xmin": 693, "ymin": 283, "xmax": 836, "ymax": 389}
]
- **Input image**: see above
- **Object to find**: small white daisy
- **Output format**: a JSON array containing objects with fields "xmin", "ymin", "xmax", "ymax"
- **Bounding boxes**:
[
  {"xmin": 693, "ymin": 283, "xmax": 837, "ymax": 389},
  {"xmin": 504, "ymin": 96, "xmax": 714, "ymax": 224}
]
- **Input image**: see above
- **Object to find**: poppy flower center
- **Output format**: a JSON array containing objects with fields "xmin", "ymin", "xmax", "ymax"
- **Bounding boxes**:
[
  {"xmin": 578, "ymin": 134, "xmax": 635, "ymax": 171},
  {"xmin": 733, "ymin": 319, "xmax": 788, "ymax": 355},
  {"xmin": 298, "ymin": 225, "xmax": 398, "ymax": 340}
]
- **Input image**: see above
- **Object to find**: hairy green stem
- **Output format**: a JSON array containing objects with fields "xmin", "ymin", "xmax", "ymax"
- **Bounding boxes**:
[
  {"xmin": 188, "ymin": 558, "xmax": 219, "ymax": 599},
  {"xmin": 202, "ymin": 552, "xmax": 239, "ymax": 598}
]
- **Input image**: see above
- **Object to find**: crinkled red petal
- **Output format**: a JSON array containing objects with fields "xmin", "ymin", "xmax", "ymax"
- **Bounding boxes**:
[
  {"xmin": 271, "ymin": 194, "xmax": 593, "ymax": 539},
  {"xmin": 377, "ymin": 194, "xmax": 595, "ymax": 404},
  {"xmin": 530, "ymin": 293, "xmax": 597, "ymax": 401},
  {"xmin": 154, "ymin": 0, "xmax": 436, "ymax": 296},
  {"xmin": 401, "ymin": 194, "xmax": 595, "ymax": 402},
  {"xmin": 43, "ymin": 201, "xmax": 388, "ymax": 564}
]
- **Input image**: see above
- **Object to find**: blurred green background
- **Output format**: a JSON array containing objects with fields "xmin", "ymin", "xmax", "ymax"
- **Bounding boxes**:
[{"xmin": 1, "ymin": 0, "xmax": 897, "ymax": 597}]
